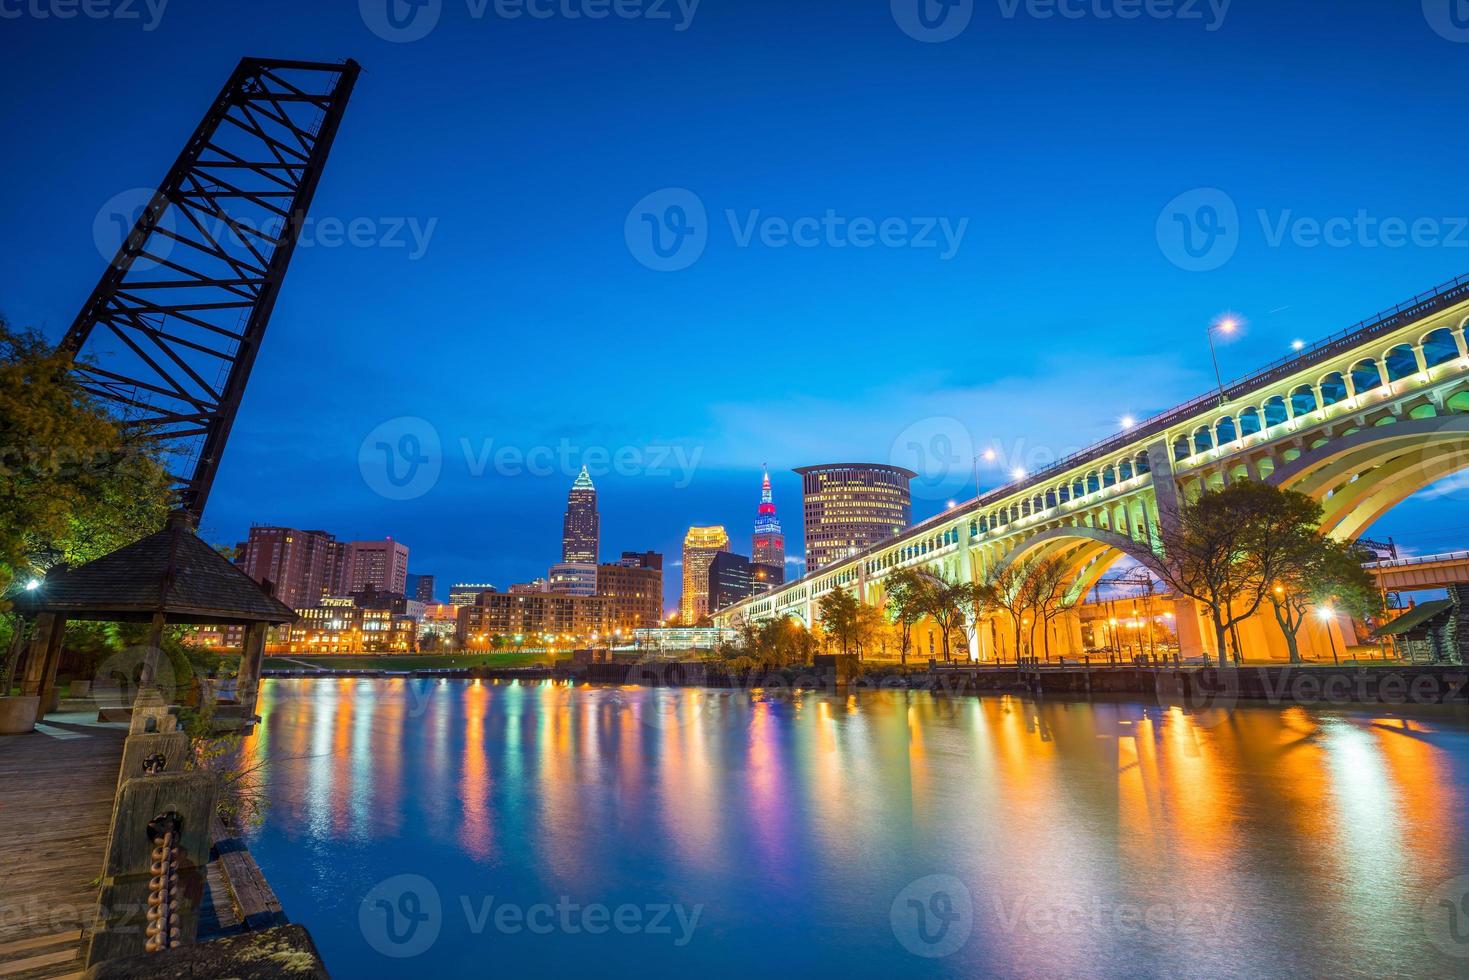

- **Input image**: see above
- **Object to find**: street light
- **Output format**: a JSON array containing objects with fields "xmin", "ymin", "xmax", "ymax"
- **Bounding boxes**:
[
  {"xmin": 1208, "ymin": 315, "xmax": 1240, "ymax": 401},
  {"xmin": 1317, "ymin": 605, "xmax": 1340, "ymax": 665}
]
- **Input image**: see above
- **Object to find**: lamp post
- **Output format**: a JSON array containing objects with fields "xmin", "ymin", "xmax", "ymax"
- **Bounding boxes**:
[
  {"xmin": 1208, "ymin": 316, "xmax": 1239, "ymax": 402},
  {"xmin": 1318, "ymin": 605, "xmax": 1340, "ymax": 665}
]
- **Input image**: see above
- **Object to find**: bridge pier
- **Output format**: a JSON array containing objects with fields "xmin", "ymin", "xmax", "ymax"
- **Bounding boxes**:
[{"xmin": 1173, "ymin": 598, "xmax": 1207, "ymax": 660}]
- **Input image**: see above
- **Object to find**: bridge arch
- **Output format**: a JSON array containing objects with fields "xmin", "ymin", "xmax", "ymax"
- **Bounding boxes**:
[
  {"xmin": 990, "ymin": 526, "xmax": 1167, "ymax": 582},
  {"xmin": 1268, "ymin": 414, "xmax": 1469, "ymax": 539}
]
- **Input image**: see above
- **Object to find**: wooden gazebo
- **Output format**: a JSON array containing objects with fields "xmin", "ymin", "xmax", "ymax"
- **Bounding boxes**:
[{"xmin": 11, "ymin": 512, "xmax": 294, "ymax": 730}]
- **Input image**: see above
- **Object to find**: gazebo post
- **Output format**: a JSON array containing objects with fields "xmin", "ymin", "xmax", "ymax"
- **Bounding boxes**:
[
  {"xmin": 19, "ymin": 612, "xmax": 66, "ymax": 720},
  {"xmin": 238, "ymin": 622, "xmax": 268, "ymax": 714},
  {"xmin": 136, "ymin": 610, "xmax": 169, "ymax": 696}
]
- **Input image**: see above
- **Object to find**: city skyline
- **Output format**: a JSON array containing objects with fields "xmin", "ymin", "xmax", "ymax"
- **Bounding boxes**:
[{"xmin": 4, "ymin": 4, "xmax": 1466, "ymax": 614}]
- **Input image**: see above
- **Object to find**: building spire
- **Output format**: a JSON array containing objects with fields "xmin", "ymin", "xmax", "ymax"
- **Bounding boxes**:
[
  {"xmin": 573, "ymin": 464, "xmax": 594, "ymax": 490},
  {"xmin": 752, "ymin": 467, "xmax": 785, "ymax": 580}
]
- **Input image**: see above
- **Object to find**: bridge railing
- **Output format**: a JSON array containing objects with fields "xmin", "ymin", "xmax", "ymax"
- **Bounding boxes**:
[
  {"xmin": 982, "ymin": 271, "xmax": 1469, "ymax": 499},
  {"xmin": 1362, "ymin": 550, "xmax": 1469, "ymax": 570}
]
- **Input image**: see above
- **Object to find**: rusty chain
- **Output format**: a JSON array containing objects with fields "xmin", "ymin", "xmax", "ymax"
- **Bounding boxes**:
[{"xmin": 144, "ymin": 813, "xmax": 182, "ymax": 952}]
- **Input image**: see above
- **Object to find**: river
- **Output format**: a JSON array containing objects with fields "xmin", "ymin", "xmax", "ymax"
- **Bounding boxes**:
[{"xmin": 239, "ymin": 678, "xmax": 1469, "ymax": 977}]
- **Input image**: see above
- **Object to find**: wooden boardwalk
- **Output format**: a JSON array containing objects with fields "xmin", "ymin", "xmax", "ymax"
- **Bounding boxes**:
[{"xmin": 0, "ymin": 713, "xmax": 126, "ymax": 980}]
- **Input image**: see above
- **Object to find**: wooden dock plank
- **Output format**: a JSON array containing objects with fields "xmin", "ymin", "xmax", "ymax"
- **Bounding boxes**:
[{"xmin": 0, "ymin": 724, "xmax": 124, "ymax": 978}]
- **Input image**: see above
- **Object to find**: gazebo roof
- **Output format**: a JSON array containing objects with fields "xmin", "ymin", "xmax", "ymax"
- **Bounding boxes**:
[
  {"xmin": 16, "ymin": 517, "xmax": 296, "ymax": 626},
  {"xmin": 1372, "ymin": 599, "xmax": 1454, "ymax": 639}
]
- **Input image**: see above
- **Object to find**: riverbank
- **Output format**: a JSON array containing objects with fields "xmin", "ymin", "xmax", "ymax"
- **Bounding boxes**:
[{"xmin": 260, "ymin": 659, "xmax": 1469, "ymax": 708}]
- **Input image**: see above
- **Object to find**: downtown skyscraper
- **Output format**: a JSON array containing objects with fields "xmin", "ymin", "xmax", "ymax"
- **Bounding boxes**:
[
  {"xmin": 561, "ymin": 465, "xmax": 600, "ymax": 563},
  {"xmin": 752, "ymin": 468, "xmax": 785, "ymax": 574},
  {"xmin": 681, "ymin": 525, "xmax": 730, "ymax": 623}
]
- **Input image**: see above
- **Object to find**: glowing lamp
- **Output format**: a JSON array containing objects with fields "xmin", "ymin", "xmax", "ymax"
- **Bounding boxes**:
[
  {"xmin": 24, "ymin": 578, "xmax": 41, "ymax": 591},
  {"xmin": 1010, "ymin": 467, "xmax": 1026, "ymax": 481},
  {"xmin": 1121, "ymin": 415, "xmax": 1136, "ymax": 430}
]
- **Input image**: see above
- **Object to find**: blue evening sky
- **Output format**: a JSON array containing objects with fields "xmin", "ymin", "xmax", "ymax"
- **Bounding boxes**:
[{"xmin": 3, "ymin": 1, "xmax": 1467, "ymax": 608}]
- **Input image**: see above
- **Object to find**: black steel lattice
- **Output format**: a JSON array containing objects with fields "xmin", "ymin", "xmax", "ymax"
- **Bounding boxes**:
[{"xmin": 61, "ymin": 57, "xmax": 360, "ymax": 520}]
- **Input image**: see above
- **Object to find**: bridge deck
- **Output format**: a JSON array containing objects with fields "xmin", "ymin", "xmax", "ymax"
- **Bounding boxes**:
[{"xmin": 0, "ymin": 713, "xmax": 125, "ymax": 980}]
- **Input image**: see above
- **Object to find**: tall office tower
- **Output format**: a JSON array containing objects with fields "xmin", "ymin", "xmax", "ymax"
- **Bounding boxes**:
[
  {"xmin": 561, "ymin": 465, "xmax": 600, "ymax": 563},
  {"xmin": 235, "ymin": 526, "xmax": 343, "ymax": 610},
  {"xmin": 414, "ymin": 574, "xmax": 436, "ymax": 604},
  {"xmin": 707, "ymin": 551, "xmax": 754, "ymax": 612},
  {"xmin": 344, "ymin": 538, "xmax": 410, "ymax": 596},
  {"xmin": 681, "ymin": 525, "xmax": 730, "ymax": 623},
  {"xmin": 795, "ymin": 463, "xmax": 915, "ymax": 571},
  {"xmin": 751, "ymin": 467, "xmax": 785, "ymax": 578}
]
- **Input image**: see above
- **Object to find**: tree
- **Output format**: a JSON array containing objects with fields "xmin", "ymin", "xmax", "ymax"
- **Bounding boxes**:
[
  {"xmin": 1023, "ymin": 556, "xmax": 1075, "ymax": 662},
  {"xmin": 817, "ymin": 586, "xmax": 860, "ymax": 656},
  {"xmin": 854, "ymin": 601, "xmax": 888, "ymax": 661},
  {"xmin": 920, "ymin": 577, "xmax": 979, "ymax": 663},
  {"xmin": 0, "ymin": 321, "xmax": 172, "ymax": 690},
  {"xmin": 0, "ymin": 321, "xmax": 127, "ymax": 597},
  {"xmin": 883, "ymin": 568, "xmax": 929, "ymax": 665},
  {"xmin": 1267, "ymin": 537, "xmax": 1380, "ymax": 663},
  {"xmin": 1156, "ymin": 480, "xmax": 1323, "ymax": 668},
  {"xmin": 982, "ymin": 559, "xmax": 1035, "ymax": 662}
]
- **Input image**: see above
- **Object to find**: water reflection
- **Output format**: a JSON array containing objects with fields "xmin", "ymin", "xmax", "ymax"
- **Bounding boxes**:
[{"xmin": 241, "ymin": 680, "xmax": 1469, "ymax": 978}]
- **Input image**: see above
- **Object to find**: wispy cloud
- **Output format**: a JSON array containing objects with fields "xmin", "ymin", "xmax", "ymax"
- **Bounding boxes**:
[{"xmin": 700, "ymin": 352, "xmax": 1205, "ymax": 471}]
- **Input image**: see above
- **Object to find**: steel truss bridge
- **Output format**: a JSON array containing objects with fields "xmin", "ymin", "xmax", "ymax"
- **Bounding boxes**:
[
  {"xmin": 715, "ymin": 275, "xmax": 1469, "ymax": 661},
  {"xmin": 61, "ymin": 57, "xmax": 360, "ymax": 521}
]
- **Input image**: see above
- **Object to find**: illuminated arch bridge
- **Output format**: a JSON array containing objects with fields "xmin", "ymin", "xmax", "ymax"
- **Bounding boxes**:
[{"xmin": 713, "ymin": 274, "xmax": 1469, "ymax": 661}]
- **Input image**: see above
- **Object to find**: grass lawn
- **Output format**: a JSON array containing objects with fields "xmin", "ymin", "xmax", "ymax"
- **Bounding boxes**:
[{"xmin": 261, "ymin": 653, "xmax": 554, "ymax": 672}]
